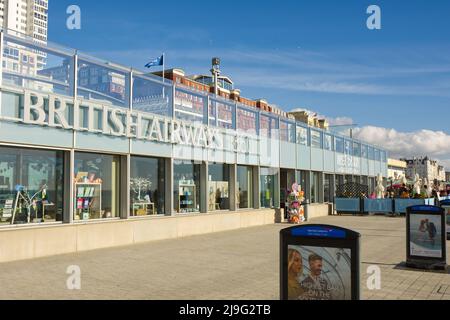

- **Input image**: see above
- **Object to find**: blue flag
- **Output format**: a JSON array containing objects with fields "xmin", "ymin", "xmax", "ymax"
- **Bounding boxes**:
[{"xmin": 145, "ymin": 55, "xmax": 164, "ymax": 68}]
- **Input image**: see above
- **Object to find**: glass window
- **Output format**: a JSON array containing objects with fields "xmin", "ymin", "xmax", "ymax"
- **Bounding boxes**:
[
  {"xmin": 130, "ymin": 156, "xmax": 165, "ymax": 216},
  {"xmin": 353, "ymin": 142, "xmax": 361, "ymax": 157},
  {"xmin": 311, "ymin": 130, "xmax": 322, "ymax": 149},
  {"xmin": 0, "ymin": 146, "xmax": 64, "ymax": 226},
  {"xmin": 174, "ymin": 89, "xmax": 206, "ymax": 124},
  {"xmin": 132, "ymin": 75, "xmax": 172, "ymax": 117},
  {"xmin": 77, "ymin": 59, "xmax": 129, "ymax": 108},
  {"xmin": 311, "ymin": 172, "xmax": 321, "ymax": 203},
  {"xmin": 208, "ymin": 163, "xmax": 230, "ymax": 211},
  {"xmin": 216, "ymin": 101, "xmax": 234, "ymax": 129},
  {"xmin": 280, "ymin": 121, "xmax": 296, "ymax": 143},
  {"xmin": 361, "ymin": 145, "xmax": 368, "ymax": 159},
  {"xmin": 324, "ymin": 174, "xmax": 333, "ymax": 203},
  {"xmin": 260, "ymin": 168, "xmax": 278, "ymax": 208},
  {"xmin": 297, "ymin": 170, "xmax": 308, "ymax": 197},
  {"xmin": 237, "ymin": 166, "xmax": 253, "ymax": 209},
  {"xmin": 344, "ymin": 140, "xmax": 353, "ymax": 155},
  {"xmin": 296, "ymin": 126, "xmax": 309, "ymax": 146},
  {"xmin": 237, "ymin": 107, "xmax": 257, "ymax": 135},
  {"xmin": 260, "ymin": 114, "xmax": 278, "ymax": 139},
  {"xmin": 368, "ymin": 147, "xmax": 375, "ymax": 160},
  {"xmin": 174, "ymin": 160, "xmax": 201, "ymax": 214},
  {"xmin": 324, "ymin": 134, "xmax": 333, "ymax": 151},
  {"xmin": 335, "ymin": 137, "xmax": 344, "ymax": 153},
  {"xmin": 74, "ymin": 152, "xmax": 121, "ymax": 221},
  {"xmin": 374, "ymin": 149, "xmax": 381, "ymax": 162}
]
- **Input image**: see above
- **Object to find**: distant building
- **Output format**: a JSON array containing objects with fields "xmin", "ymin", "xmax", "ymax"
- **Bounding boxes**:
[
  {"xmin": 402, "ymin": 157, "xmax": 446, "ymax": 185},
  {"xmin": 387, "ymin": 159, "xmax": 407, "ymax": 180}
]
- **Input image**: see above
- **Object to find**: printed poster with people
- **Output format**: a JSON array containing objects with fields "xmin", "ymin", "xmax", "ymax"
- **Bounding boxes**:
[
  {"xmin": 287, "ymin": 246, "xmax": 352, "ymax": 300},
  {"xmin": 409, "ymin": 214, "xmax": 442, "ymax": 258}
]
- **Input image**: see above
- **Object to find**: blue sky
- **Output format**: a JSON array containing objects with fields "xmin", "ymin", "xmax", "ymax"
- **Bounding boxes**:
[{"xmin": 47, "ymin": 0, "xmax": 450, "ymax": 166}]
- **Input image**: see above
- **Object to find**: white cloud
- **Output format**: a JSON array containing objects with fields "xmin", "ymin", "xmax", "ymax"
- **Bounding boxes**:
[{"xmin": 352, "ymin": 126, "xmax": 450, "ymax": 171}]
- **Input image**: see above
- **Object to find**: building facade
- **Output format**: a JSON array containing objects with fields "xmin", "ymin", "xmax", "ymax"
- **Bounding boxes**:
[
  {"xmin": 387, "ymin": 158, "xmax": 407, "ymax": 180},
  {"xmin": 403, "ymin": 157, "xmax": 446, "ymax": 184},
  {"xmin": 0, "ymin": 31, "xmax": 388, "ymax": 262}
]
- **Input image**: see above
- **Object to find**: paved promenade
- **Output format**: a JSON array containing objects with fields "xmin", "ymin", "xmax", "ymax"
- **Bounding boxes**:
[{"xmin": 0, "ymin": 215, "xmax": 449, "ymax": 300}]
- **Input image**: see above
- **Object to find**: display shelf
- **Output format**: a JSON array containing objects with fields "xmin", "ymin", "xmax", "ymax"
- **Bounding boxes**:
[
  {"xmin": 74, "ymin": 182, "xmax": 102, "ymax": 220},
  {"xmin": 179, "ymin": 184, "xmax": 197, "ymax": 213}
]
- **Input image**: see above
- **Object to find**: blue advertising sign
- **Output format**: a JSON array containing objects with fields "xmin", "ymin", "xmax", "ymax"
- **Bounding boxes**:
[{"xmin": 280, "ymin": 224, "xmax": 360, "ymax": 300}]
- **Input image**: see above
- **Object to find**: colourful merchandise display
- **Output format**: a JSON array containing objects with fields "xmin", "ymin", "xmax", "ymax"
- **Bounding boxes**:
[{"xmin": 286, "ymin": 183, "xmax": 305, "ymax": 224}]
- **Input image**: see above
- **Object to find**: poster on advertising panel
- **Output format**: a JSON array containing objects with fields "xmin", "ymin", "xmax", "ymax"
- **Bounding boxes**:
[
  {"xmin": 409, "ymin": 214, "xmax": 442, "ymax": 258},
  {"xmin": 406, "ymin": 205, "xmax": 446, "ymax": 270},
  {"xmin": 287, "ymin": 245, "xmax": 352, "ymax": 300},
  {"xmin": 280, "ymin": 225, "xmax": 360, "ymax": 300}
]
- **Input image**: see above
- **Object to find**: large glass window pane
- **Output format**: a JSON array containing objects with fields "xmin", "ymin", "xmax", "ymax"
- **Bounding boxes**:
[
  {"xmin": 0, "ymin": 147, "xmax": 64, "ymax": 225},
  {"xmin": 324, "ymin": 174, "xmax": 333, "ymax": 203},
  {"xmin": 174, "ymin": 88, "xmax": 206, "ymax": 124},
  {"xmin": 3, "ymin": 35, "xmax": 75, "ymax": 96},
  {"xmin": 74, "ymin": 152, "xmax": 120, "ymax": 220},
  {"xmin": 130, "ymin": 156, "xmax": 165, "ymax": 216},
  {"xmin": 78, "ymin": 59, "xmax": 129, "ymax": 108},
  {"xmin": 296, "ymin": 126, "xmax": 309, "ymax": 146},
  {"xmin": 335, "ymin": 137, "xmax": 344, "ymax": 153},
  {"xmin": 132, "ymin": 74, "xmax": 172, "ymax": 117},
  {"xmin": 280, "ymin": 121, "xmax": 296, "ymax": 142},
  {"xmin": 361, "ymin": 145, "xmax": 368, "ymax": 159},
  {"xmin": 353, "ymin": 142, "xmax": 361, "ymax": 157},
  {"xmin": 374, "ymin": 149, "xmax": 381, "ymax": 162},
  {"xmin": 311, "ymin": 172, "xmax": 321, "ymax": 203},
  {"xmin": 260, "ymin": 114, "xmax": 278, "ymax": 139},
  {"xmin": 324, "ymin": 134, "xmax": 333, "ymax": 151},
  {"xmin": 174, "ymin": 160, "xmax": 201, "ymax": 213},
  {"xmin": 368, "ymin": 147, "xmax": 375, "ymax": 160},
  {"xmin": 344, "ymin": 140, "xmax": 353, "ymax": 155},
  {"xmin": 216, "ymin": 101, "xmax": 234, "ymax": 129},
  {"xmin": 311, "ymin": 130, "xmax": 322, "ymax": 149},
  {"xmin": 260, "ymin": 168, "xmax": 278, "ymax": 208},
  {"xmin": 237, "ymin": 107, "xmax": 257, "ymax": 135},
  {"xmin": 237, "ymin": 165, "xmax": 253, "ymax": 209},
  {"xmin": 208, "ymin": 163, "xmax": 230, "ymax": 211}
]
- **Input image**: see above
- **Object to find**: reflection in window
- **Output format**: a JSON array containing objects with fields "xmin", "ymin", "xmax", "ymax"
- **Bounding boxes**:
[
  {"xmin": 77, "ymin": 59, "xmax": 129, "ymax": 108},
  {"xmin": 0, "ymin": 147, "xmax": 64, "ymax": 225},
  {"xmin": 280, "ymin": 121, "xmax": 296, "ymax": 142},
  {"xmin": 335, "ymin": 137, "xmax": 344, "ymax": 153},
  {"xmin": 311, "ymin": 172, "xmax": 321, "ymax": 203},
  {"xmin": 174, "ymin": 160, "xmax": 201, "ymax": 214},
  {"xmin": 237, "ymin": 107, "xmax": 257, "ymax": 135},
  {"xmin": 296, "ymin": 126, "xmax": 309, "ymax": 146},
  {"xmin": 130, "ymin": 156, "xmax": 165, "ymax": 216},
  {"xmin": 361, "ymin": 145, "xmax": 368, "ymax": 159},
  {"xmin": 353, "ymin": 142, "xmax": 361, "ymax": 157},
  {"xmin": 260, "ymin": 114, "xmax": 278, "ymax": 138},
  {"xmin": 237, "ymin": 166, "xmax": 253, "ymax": 209},
  {"xmin": 260, "ymin": 168, "xmax": 278, "ymax": 208},
  {"xmin": 311, "ymin": 130, "xmax": 322, "ymax": 149},
  {"xmin": 324, "ymin": 134, "xmax": 333, "ymax": 151},
  {"xmin": 74, "ymin": 152, "xmax": 120, "ymax": 221},
  {"xmin": 132, "ymin": 75, "xmax": 172, "ymax": 117},
  {"xmin": 208, "ymin": 163, "xmax": 230, "ymax": 211},
  {"xmin": 174, "ymin": 89, "xmax": 206, "ymax": 124}
]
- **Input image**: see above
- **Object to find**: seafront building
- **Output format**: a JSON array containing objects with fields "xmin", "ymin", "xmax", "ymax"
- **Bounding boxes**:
[{"xmin": 0, "ymin": 29, "xmax": 388, "ymax": 262}]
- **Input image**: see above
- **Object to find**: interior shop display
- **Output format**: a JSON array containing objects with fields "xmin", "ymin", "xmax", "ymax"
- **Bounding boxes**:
[
  {"xmin": 179, "ymin": 180, "xmax": 197, "ymax": 213},
  {"xmin": 287, "ymin": 183, "xmax": 305, "ymax": 224},
  {"xmin": 74, "ymin": 172, "xmax": 102, "ymax": 220},
  {"xmin": 130, "ymin": 177, "xmax": 155, "ymax": 216},
  {"xmin": 11, "ymin": 184, "xmax": 51, "ymax": 224}
]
